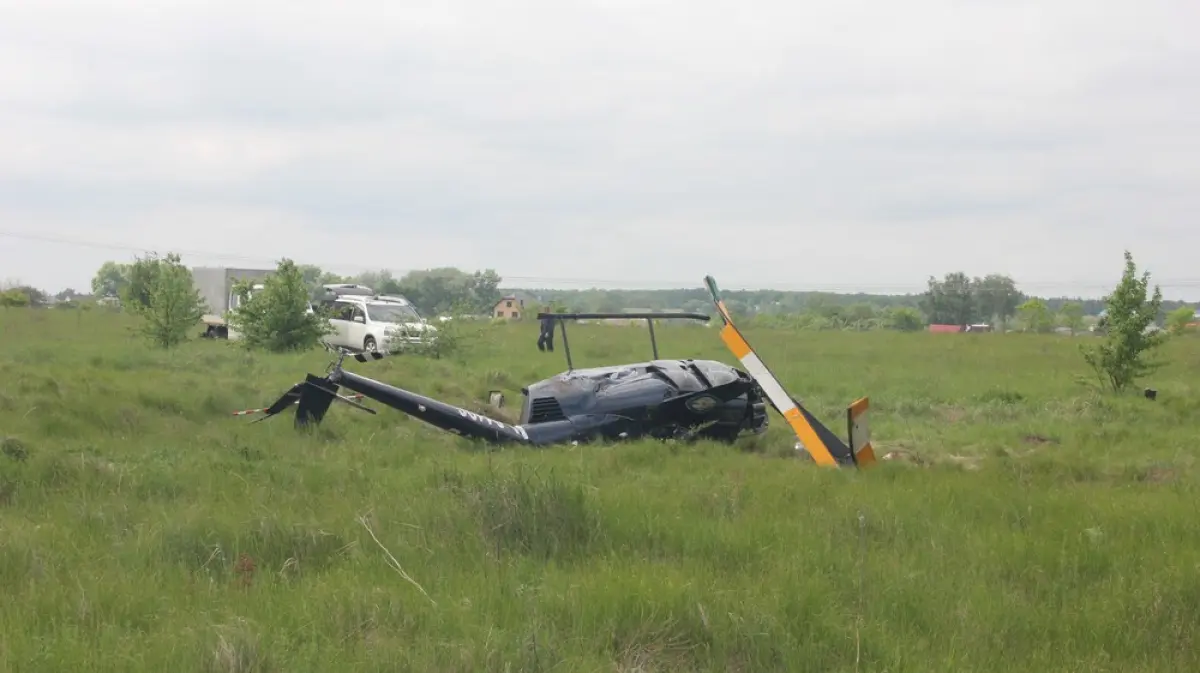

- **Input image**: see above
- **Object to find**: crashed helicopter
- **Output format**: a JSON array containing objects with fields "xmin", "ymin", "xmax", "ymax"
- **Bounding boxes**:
[{"xmin": 234, "ymin": 276, "xmax": 877, "ymax": 467}]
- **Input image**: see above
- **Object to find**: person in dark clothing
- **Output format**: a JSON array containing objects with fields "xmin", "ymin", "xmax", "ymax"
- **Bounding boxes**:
[{"xmin": 537, "ymin": 312, "xmax": 555, "ymax": 352}]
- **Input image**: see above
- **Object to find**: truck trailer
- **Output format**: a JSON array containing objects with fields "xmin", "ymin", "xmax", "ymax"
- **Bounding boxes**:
[{"xmin": 191, "ymin": 266, "xmax": 274, "ymax": 339}]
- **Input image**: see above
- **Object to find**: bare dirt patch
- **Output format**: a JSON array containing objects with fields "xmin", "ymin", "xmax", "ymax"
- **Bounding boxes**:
[{"xmin": 881, "ymin": 449, "xmax": 928, "ymax": 466}]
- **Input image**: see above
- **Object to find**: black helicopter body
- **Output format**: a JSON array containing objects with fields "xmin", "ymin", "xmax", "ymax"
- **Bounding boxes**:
[
  {"xmin": 515, "ymin": 358, "xmax": 769, "ymax": 443},
  {"xmin": 262, "ymin": 355, "xmax": 770, "ymax": 447},
  {"xmin": 238, "ymin": 277, "xmax": 878, "ymax": 468}
]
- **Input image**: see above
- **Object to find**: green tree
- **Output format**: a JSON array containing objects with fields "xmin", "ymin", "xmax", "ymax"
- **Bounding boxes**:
[
  {"xmin": 972, "ymin": 274, "xmax": 1022, "ymax": 329},
  {"xmin": 381, "ymin": 267, "xmax": 505, "ymax": 316},
  {"xmin": 1165, "ymin": 306, "xmax": 1194, "ymax": 334},
  {"xmin": 845, "ymin": 302, "xmax": 877, "ymax": 322},
  {"xmin": 884, "ymin": 306, "xmax": 924, "ymax": 331},
  {"xmin": 0, "ymin": 288, "xmax": 30, "ymax": 308},
  {"xmin": 121, "ymin": 254, "xmax": 164, "ymax": 312},
  {"xmin": 1080, "ymin": 251, "xmax": 1167, "ymax": 392},
  {"xmin": 921, "ymin": 272, "xmax": 977, "ymax": 325},
  {"xmin": 352, "ymin": 269, "xmax": 400, "ymax": 294},
  {"xmin": 130, "ymin": 253, "xmax": 204, "ymax": 349},
  {"xmin": 297, "ymin": 264, "xmax": 351, "ymax": 293},
  {"xmin": 2, "ymin": 285, "xmax": 47, "ymax": 307},
  {"xmin": 1016, "ymin": 298, "xmax": 1054, "ymax": 332},
  {"xmin": 228, "ymin": 258, "xmax": 334, "ymax": 352},
  {"xmin": 91, "ymin": 261, "xmax": 131, "ymax": 298},
  {"xmin": 1057, "ymin": 301, "xmax": 1085, "ymax": 335},
  {"xmin": 467, "ymin": 269, "xmax": 503, "ymax": 312}
]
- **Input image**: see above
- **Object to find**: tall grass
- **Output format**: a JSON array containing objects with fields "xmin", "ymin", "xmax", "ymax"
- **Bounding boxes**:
[{"xmin": 0, "ymin": 309, "xmax": 1198, "ymax": 671}]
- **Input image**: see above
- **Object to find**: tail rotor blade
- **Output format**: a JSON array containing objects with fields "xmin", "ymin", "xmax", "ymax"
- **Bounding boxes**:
[
  {"xmin": 704, "ymin": 274, "xmax": 856, "ymax": 466},
  {"xmin": 241, "ymin": 382, "xmax": 306, "ymax": 423}
]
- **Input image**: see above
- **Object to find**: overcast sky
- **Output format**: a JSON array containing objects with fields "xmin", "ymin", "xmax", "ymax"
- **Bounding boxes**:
[{"xmin": 1, "ymin": 0, "xmax": 1197, "ymax": 299}]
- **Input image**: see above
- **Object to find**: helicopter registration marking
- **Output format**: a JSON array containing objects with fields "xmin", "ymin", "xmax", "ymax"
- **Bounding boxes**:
[{"xmin": 457, "ymin": 408, "xmax": 530, "ymax": 440}]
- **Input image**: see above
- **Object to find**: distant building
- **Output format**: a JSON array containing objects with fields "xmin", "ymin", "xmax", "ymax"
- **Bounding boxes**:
[
  {"xmin": 927, "ymin": 323, "xmax": 992, "ymax": 333},
  {"xmin": 492, "ymin": 295, "xmax": 524, "ymax": 320},
  {"xmin": 927, "ymin": 324, "xmax": 963, "ymax": 333}
]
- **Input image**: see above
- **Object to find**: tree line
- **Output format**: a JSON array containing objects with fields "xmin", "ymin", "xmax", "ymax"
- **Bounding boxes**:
[
  {"xmin": 8, "ymin": 250, "xmax": 1194, "ymax": 395},
  {"xmin": 4, "ymin": 252, "xmax": 1195, "ymax": 334},
  {"xmin": 85, "ymin": 261, "xmax": 504, "ymax": 318}
]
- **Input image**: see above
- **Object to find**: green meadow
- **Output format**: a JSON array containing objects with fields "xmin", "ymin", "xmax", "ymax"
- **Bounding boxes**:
[{"xmin": 1, "ymin": 308, "xmax": 1198, "ymax": 672}]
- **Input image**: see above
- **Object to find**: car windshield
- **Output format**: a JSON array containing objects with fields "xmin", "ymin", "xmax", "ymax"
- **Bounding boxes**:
[{"xmin": 366, "ymin": 302, "xmax": 422, "ymax": 323}]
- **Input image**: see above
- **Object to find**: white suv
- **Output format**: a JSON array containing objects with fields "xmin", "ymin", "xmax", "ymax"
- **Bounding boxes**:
[{"xmin": 322, "ymin": 294, "xmax": 437, "ymax": 353}]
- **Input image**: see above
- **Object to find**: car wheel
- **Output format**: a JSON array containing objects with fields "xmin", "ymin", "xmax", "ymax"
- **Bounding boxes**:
[{"xmin": 363, "ymin": 336, "xmax": 377, "ymax": 353}]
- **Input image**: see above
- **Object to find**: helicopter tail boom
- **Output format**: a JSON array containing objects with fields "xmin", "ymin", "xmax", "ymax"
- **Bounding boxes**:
[
  {"xmin": 332, "ymin": 369, "xmax": 533, "ymax": 444},
  {"xmin": 238, "ymin": 353, "xmax": 534, "ymax": 444}
]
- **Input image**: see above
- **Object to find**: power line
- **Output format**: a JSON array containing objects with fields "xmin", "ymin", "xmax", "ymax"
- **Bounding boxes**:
[
  {"xmin": 4, "ymin": 229, "xmax": 1200, "ymax": 294},
  {"xmin": 0, "ymin": 230, "xmax": 364, "ymax": 269}
]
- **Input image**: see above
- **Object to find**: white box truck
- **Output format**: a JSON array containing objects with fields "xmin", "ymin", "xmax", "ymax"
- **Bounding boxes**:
[{"xmin": 191, "ymin": 266, "xmax": 274, "ymax": 339}]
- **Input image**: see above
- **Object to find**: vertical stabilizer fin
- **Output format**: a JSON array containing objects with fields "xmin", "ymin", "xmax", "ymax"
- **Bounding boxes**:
[{"xmin": 847, "ymin": 397, "xmax": 877, "ymax": 466}]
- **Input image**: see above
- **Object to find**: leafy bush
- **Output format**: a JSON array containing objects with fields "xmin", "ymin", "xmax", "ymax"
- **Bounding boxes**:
[
  {"xmin": 227, "ymin": 258, "xmax": 334, "ymax": 353},
  {"xmin": 127, "ymin": 252, "xmax": 205, "ymax": 349},
  {"xmin": 884, "ymin": 306, "xmax": 924, "ymax": 331},
  {"xmin": 1017, "ymin": 298, "xmax": 1054, "ymax": 333},
  {"xmin": 0, "ymin": 289, "xmax": 30, "ymax": 308},
  {"xmin": 1165, "ymin": 306, "xmax": 1194, "ymax": 335},
  {"xmin": 1080, "ymin": 251, "xmax": 1167, "ymax": 392},
  {"xmin": 1058, "ymin": 302, "xmax": 1085, "ymax": 334},
  {"xmin": 121, "ymin": 253, "xmax": 164, "ymax": 313}
]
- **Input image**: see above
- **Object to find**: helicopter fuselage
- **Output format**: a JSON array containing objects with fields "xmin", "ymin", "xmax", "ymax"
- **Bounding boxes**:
[{"xmin": 513, "ymin": 358, "xmax": 770, "ymax": 444}]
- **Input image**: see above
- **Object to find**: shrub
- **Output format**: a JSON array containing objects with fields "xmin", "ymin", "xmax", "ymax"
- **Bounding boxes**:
[
  {"xmin": 129, "ymin": 252, "xmax": 205, "ymax": 349},
  {"xmin": 1165, "ymin": 306, "xmax": 1194, "ymax": 335},
  {"xmin": 227, "ymin": 258, "xmax": 334, "ymax": 353},
  {"xmin": 1080, "ymin": 251, "xmax": 1167, "ymax": 392}
]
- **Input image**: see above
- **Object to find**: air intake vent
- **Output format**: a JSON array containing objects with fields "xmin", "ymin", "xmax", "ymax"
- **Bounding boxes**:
[{"xmin": 528, "ymin": 397, "xmax": 566, "ymax": 423}]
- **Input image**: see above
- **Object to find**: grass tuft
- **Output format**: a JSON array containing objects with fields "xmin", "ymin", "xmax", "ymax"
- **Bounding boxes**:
[{"xmin": 458, "ymin": 465, "xmax": 603, "ymax": 562}]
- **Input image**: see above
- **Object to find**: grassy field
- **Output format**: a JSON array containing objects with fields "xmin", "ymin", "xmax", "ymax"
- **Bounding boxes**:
[{"xmin": 1, "ymin": 308, "xmax": 1198, "ymax": 672}]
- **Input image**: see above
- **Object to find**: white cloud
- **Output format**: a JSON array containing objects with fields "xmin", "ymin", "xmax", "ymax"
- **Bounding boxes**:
[{"xmin": 0, "ymin": 0, "xmax": 1197, "ymax": 298}]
